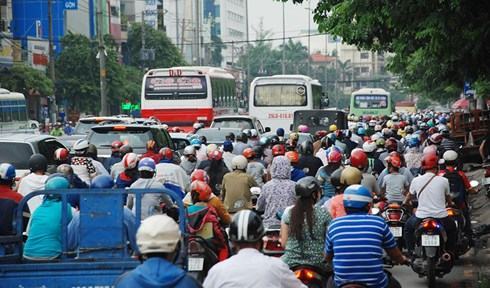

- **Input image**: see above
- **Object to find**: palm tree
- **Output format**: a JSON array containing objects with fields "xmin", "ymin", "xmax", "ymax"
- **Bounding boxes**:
[
  {"xmin": 336, "ymin": 59, "xmax": 352, "ymax": 82},
  {"xmin": 280, "ymin": 39, "xmax": 309, "ymax": 74}
]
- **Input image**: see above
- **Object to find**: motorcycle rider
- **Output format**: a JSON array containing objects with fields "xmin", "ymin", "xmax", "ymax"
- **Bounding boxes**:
[
  {"xmin": 404, "ymin": 135, "xmax": 423, "ymax": 176},
  {"xmin": 115, "ymin": 214, "xmax": 200, "ymax": 288},
  {"xmin": 243, "ymin": 148, "xmax": 266, "ymax": 187},
  {"xmin": 115, "ymin": 153, "xmax": 139, "ymax": 188},
  {"xmin": 71, "ymin": 139, "xmax": 97, "ymax": 185},
  {"xmin": 403, "ymin": 153, "xmax": 457, "ymax": 256},
  {"xmin": 281, "ymin": 177, "xmax": 331, "ymax": 271},
  {"xmin": 103, "ymin": 140, "xmax": 123, "ymax": 171},
  {"xmin": 222, "ymin": 140, "xmax": 235, "ymax": 172},
  {"xmin": 325, "ymin": 185, "xmax": 407, "ymax": 288},
  {"xmin": 351, "ymin": 148, "xmax": 380, "ymax": 195},
  {"xmin": 233, "ymin": 132, "xmax": 251, "ymax": 155},
  {"xmin": 198, "ymin": 150, "xmax": 229, "ymax": 196},
  {"xmin": 110, "ymin": 144, "xmax": 133, "ymax": 179},
  {"xmin": 362, "ymin": 140, "xmax": 385, "ymax": 176},
  {"xmin": 285, "ymin": 151, "xmax": 306, "ymax": 182},
  {"xmin": 316, "ymin": 149, "xmax": 343, "ymax": 201},
  {"xmin": 257, "ymin": 155, "xmax": 296, "ymax": 228},
  {"xmin": 142, "ymin": 140, "xmax": 162, "ymax": 163},
  {"xmin": 48, "ymin": 148, "xmax": 71, "ymax": 174},
  {"xmin": 323, "ymin": 166, "xmax": 362, "ymax": 219},
  {"xmin": 221, "ymin": 155, "xmax": 258, "ymax": 213},
  {"xmin": 380, "ymin": 153, "xmax": 409, "ymax": 204},
  {"xmin": 203, "ymin": 210, "xmax": 306, "ymax": 288},
  {"xmin": 297, "ymin": 140, "xmax": 323, "ymax": 177},
  {"xmin": 155, "ymin": 148, "xmax": 189, "ymax": 192},
  {"xmin": 180, "ymin": 145, "xmax": 198, "ymax": 176},
  {"xmin": 17, "ymin": 154, "xmax": 49, "ymax": 212}
]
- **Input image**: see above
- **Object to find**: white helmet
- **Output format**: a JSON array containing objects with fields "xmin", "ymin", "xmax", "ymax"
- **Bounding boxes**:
[
  {"xmin": 122, "ymin": 152, "xmax": 139, "ymax": 169},
  {"xmin": 183, "ymin": 145, "xmax": 196, "ymax": 156},
  {"xmin": 362, "ymin": 141, "xmax": 377, "ymax": 153},
  {"xmin": 370, "ymin": 133, "xmax": 381, "ymax": 141},
  {"xmin": 250, "ymin": 129, "xmax": 258, "ymax": 137},
  {"xmin": 193, "ymin": 122, "xmax": 202, "ymax": 130},
  {"xmin": 206, "ymin": 143, "xmax": 218, "ymax": 154},
  {"xmin": 73, "ymin": 139, "xmax": 89, "ymax": 151},
  {"xmin": 443, "ymin": 150, "xmax": 458, "ymax": 162},
  {"xmin": 232, "ymin": 155, "xmax": 248, "ymax": 170},
  {"xmin": 137, "ymin": 215, "xmax": 181, "ymax": 254}
]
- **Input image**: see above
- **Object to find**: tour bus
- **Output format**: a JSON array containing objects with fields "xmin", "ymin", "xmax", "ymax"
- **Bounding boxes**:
[
  {"xmin": 141, "ymin": 66, "xmax": 237, "ymax": 128},
  {"xmin": 349, "ymin": 88, "xmax": 393, "ymax": 117},
  {"xmin": 248, "ymin": 75, "xmax": 327, "ymax": 132},
  {"xmin": 0, "ymin": 88, "xmax": 36, "ymax": 133}
]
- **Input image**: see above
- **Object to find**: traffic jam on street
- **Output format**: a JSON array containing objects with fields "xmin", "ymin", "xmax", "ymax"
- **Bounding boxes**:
[{"xmin": 0, "ymin": 0, "xmax": 489, "ymax": 287}]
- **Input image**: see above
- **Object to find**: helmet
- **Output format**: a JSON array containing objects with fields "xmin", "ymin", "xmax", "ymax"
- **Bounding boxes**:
[
  {"xmin": 276, "ymin": 128, "xmax": 285, "ymax": 137},
  {"xmin": 236, "ymin": 132, "xmax": 248, "ymax": 143},
  {"xmin": 272, "ymin": 144, "xmax": 286, "ymax": 157},
  {"xmin": 54, "ymin": 148, "xmax": 70, "ymax": 161},
  {"xmin": 362, "ymin": 141, "xmax": 377, "ymax": 153},
  {"xmin": 375, "ymin": 138, "xmax": 385, "ymax": 148},
  {"xmin": 171, "ymin": 127, "xmax": 181, "ymax": 133},
  {"xmin": 242, "ymin": 148, "xmax": 256, "ymax": 159},
  {"xmin": 289, "ymin": 132, "xmax": 299, "ymax": 142},
  {"xmin": 119, "ymin": 144, "xmax": 133, "ymax": 156},
  {"xmin": 208, "ymin": 150, "xmax": 223, "ymax": 161},
  {"xmin": 429, "ymin": 133, "xmax": 442, "ymax": 144},
  {"xmin": 405, "ymin": 126, "xmax": 414, "ymax": 134},
  {"xmin": 295, "ymin": 176, "xmax": 320, "ymax": 198},
  {"xmin": 253, "ymin": 146, "xmax": 264, "ymax": 158},
  {"xmin": 423, "ymin": 145, "xmax": 437, "ymax": 156},
  {"xmin": 223, "ymin": 140, "xmax": 234, "ymax": 152},
  {"xmin": 382, "ymin": 128, "xmax": 392, "ymax": 138},
  {"xmin": 229, "ymin": 210, "xmax": 265, "ymax": 243},
  {"xmin": 87, "ymin": 144, "xmax": 98, "ymax": 158},
  {"xmin": 231, "ymin": 155, "xmax": 248, "ymax": 170},
  {"xmin": 207, "ymin": 145, "xmax": 219, "ymax": 157},
  {"xmin": 137, "ymin": 214, "xmax": 181, "ymax": 254},
  {"xmin": 138, "ymin": 157, "xmax": 156, "ymax": 172},
  {"xmin": 193, "ymin": 122, "xmax": 202, "ymax": 130},
  {"xmin": 250, "ymin": 129, "xmax": 258, "ymax": 137},
  {"xmin": 190, "ymin": 138, "xmax": 202, "ymax": 147},
  {"xmin": 191, "ymin": 169, "xmax": 209, "ymax": 183},
  {"xmin": 161, "ymin": 124, "xmax": 169, "ymax": 130},
  {"xmin": 314, "ymin": 130, "xmax": 327, "ymax": 141},
  {"xmin": 343, "ymin": 184, "xmax": 372, "ymax": 209},
  {"xmin": 259, "ymin": 136, "xmax": 270, "ymax": 147},
  {"xmin": 73, "ymin": 139, "xmax": 89, "ymax": 151},
  {"xmin": 443, "ymin": 150, "xmax": 458, "ymax": 162},
  {"xmin": 386, "ymin": 120, "xmax": 394, "ymax": 128},
  {"xmin": 270, "ymin": 135, "xmax": 280, "ymax": 146},
  {"xmin": 329, "ymin": 124, "xmax": 338, "ymax": 132},
  {"xmin": 327, "ymin": 149, "xmax": 342, "ymax": 164},
  {"xmin": 90, "ymin": 175, "xmax": 114, "ymax": 188},
  {"xmin": 299, "ymin": 140, "xmax": 314, "ymax": 155},
  {"xmin": 385, "ymin": 138, "xmax": 398, "ymax": 152},
  {"xmin": 57, "ymin": 164, "xmax": 73, "ymax": 176},
  {"xmin": 421, "ymin": 153, "xmax": 438, "ymax": 170},
  {"xmin": 146, "ymin": 140, "xmax": 157, "ymax": 151},
  {"xmin": 439, "ymin": 117, "xmax": 447, "ymax": 125},
  {"xmin": 111, "ymin": 140, "xmax": 124, "ymax": 151},
  {"xmin": 298, "ymin": 125, "xmax": 309, "ymax": 133},
  {"xmin": 122, "ymin": 153, "xmax": 139, "ymax": 169},
  {"xmin": 440, "ymin": 127, "xmax": 450, "ymax": 138},
  {"xmin": 183, "ymin": 145, "xmax": 196, "ymax": 156},
  {"xmin": 357, "ymin": 127, "xmax": 366, "ymax": 136},
  {"xmin": 45, "ymin": 176, "xmax": 70, "ymax": 190},
  {"xmin": 190, "ymin": 180, "xmax": 212, "ymax": 201},
  {"xmin": 340, "ymin": 166, "xmax": 362, "ymax": 185},
  {"xmin": 374, "ymin": 124, "xmax": 382, "ymax": 132},
  {"xmin": 428, "ymin": 127, "xmax": 438, "ymax": 135},
  {"xmin": 407, "ymin": 135, "xmax": 421, "ymax": 148},
  {"xmin": 369, "ymin": 119, "xmax": 377, "ymax": 127},
  {"xmin": 226, "ymin": 132, "xmax": 236, "ymax": 141},
  {"xmin": 330, "ymin": 168, "xmax": 343, "ymax": 189},
  {"xmin": 350, "ymin": 148, "xmax": 368, "ymax": 169},
  {"xmin": 29, "ymin": 154, "xmax": 48, "ymax": 172},
  {"xmin": 285, "ymin": 151, "xmax": 300, "ymax": 164},
  {"xmin": 385, "ymin": 154, "xmax": 402, "ymax": 168},
  {"xmin": 243, "ymin": 129, "xmax": 251, "ymax": 137},
  {"xmin": 159, "ymin": 147, "xmax": 174, "ymax": 160},
  {"xmin": 0, "ymin": 163, "xmax": 16, "ymax": 181}
]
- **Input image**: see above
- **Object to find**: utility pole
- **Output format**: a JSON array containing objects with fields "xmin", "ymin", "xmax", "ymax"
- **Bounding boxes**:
[
  {"xmin": 97, "ymin": 0, "xmax": 107, "ymax": 116},
  {"xmin": 195, "ymin": 0, "xmax": 201, "ymax": 65},
  {"xmin": 47, "ymin": 0, "xmax": 56, "ymax": 120},
  {"xmin": 245, "ymin": 0, "xmax": 250, "ymax": 97},
  {"xmin": 307, "ymin": 0, "xmax": 311, "ymax": 76},
  {"xmin": 281, "ymin": 2, "xmax": 285, "ymax": 74},
  {"xmin": 175, "ymin": 0, "xmax": 180, "ymax": 51},
  {"xmin": 142, "ymin": 10, "xmax": 146, "ymax": 68}
]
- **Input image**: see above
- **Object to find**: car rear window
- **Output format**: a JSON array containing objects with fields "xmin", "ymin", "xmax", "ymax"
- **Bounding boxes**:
[
  {"xmin": 212, "ymin": 119, "xmax": 253, "ymax": 130},
  {"xmin": 89, "ymin": 130, "xmax": 152, "ymax": 149},
  {"xmin": 0, "ymin": 142, "xmax": 33, "ymax": 169},
  {"xmin": 73, "ymin": 122, "xmax": 94, "ymax": 134}
]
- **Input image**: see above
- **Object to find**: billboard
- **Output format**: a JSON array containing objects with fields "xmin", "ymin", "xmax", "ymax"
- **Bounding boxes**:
[
  {"xmin": 27, "ymin": 38, "xmax": 49, "ymax": 71},
  {"xmin": 144, "ymin": 0, "xmax": 158, "ymax": 29}
]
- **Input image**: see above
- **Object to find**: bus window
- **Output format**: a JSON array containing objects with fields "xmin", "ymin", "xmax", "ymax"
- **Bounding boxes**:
[
  {"xmin": 254, "ymin": 85, "xmax": 307, "ymax": 106},
  {"xmin": 312, "ymin": 85, "xmax": 322, "ymax": 109}
]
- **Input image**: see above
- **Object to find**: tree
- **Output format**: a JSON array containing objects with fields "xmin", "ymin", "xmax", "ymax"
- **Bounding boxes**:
[
  {"xmin": 210, "ymin": 35, "xmax": 226, "ymax": 67},
  {"xmin": 281, "ymin": 0, "xmax": 490, "ymax": 101},
  {"xmin": 126, "ymin": 23, "xmax": 186, "ymax": 69},
  {"xmin": 280, "ymin": 39, "xmax": 309, "ymax": 74},
  {"xmin": 336, "ymin": 59, "xmax": 352, "ymax": 83},
  {"xmin": 0, "ymin": 65, "xmax": 53, "ymax": 96}
]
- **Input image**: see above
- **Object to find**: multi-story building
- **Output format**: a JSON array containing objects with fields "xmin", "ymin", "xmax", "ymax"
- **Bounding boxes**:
[
  {"xmin": 0, "ymin": 0, "xmax": 15, "ymax": 68},
  {"xmin": 216, "ymin": 0, "xmax": 246, "ymax": 66}
]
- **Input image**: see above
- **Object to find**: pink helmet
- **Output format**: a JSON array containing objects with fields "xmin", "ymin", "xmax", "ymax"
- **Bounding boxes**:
[
  {"xmin": 298, "ymin": 124, "xmax": 309, "ymax": 133},
  {"xmin": 122, "ymin": 153, "xmax": 139, "ymax": 169}
]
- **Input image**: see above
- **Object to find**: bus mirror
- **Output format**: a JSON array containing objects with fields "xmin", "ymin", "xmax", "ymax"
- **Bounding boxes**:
[
  {"xmin": 290, "ymin": 124, "xmax": 293, "ymax": 131},
  {"xmin": 265, "ymin": 127, "xmax": 271, "ymax": 133},
  {"xmin": 321, "ymin": 94, "xmax": 329, "ymax": 108}
]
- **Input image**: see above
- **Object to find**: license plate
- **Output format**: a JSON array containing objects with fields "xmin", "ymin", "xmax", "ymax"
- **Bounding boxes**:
[
  {"xmin": 389, "ymin": 226, "xmax": 403, "ymax": 237},
  {"xmin": 421, "ymin": 234, "xmax": 440, "ymax": 247},
  {"xmin": 188, "ymin": 257, "xmax": 204, "ymax": 271}
]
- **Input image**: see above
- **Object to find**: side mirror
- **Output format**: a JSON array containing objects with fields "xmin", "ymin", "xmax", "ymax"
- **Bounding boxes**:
[
  {"xmin": 265, "ymin": 127, "xmax": 271, "ymax": 133},
  {"xmin": 321, "ymin": 95, "xmax": 329, "ymax": 108},
  {"xmin": 289, "ymin": 124, "xmax": 293, "ymax": 131}
]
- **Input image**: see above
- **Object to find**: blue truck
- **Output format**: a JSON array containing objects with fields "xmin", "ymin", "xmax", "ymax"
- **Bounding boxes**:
[{"xmin": 0, "ymin": 188, "xmax": 187, "ymax": 287}]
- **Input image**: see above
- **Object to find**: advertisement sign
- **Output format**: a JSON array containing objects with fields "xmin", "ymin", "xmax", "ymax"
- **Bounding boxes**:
[
  {"xmin": 27, "ymin": 38, "xmax": 49, "ymax": 71},
  {"xmin": 144, "ymin": 0, "xmax": 158, "ymax": 29},
  {"xmin": 0, "ymin": 37, "xmax": 14, "ymax": 67},
  {"xmin": 64, "ymin": 0, "xmax": 78, "ymax": 10}
]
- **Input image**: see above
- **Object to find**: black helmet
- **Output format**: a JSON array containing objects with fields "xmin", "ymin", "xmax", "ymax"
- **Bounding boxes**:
[
  {"xmin": 229, "ymin": 210, "xmax": 265, "ymax": 243},
  {"xmin": 226, "ymin": 132, "xmax": 236, "ymax": 142},
  {"xmin": 253, "ymin": 146, "xmax": 263, "ymax": 158},
  {"xmin": 29, "ymin": 153, "xmax": 48, "ymax": 172},
  {"xmin": 270, "ymin": 135, "xmax": 280, "ymax": 146},
  {"xmin": 299, "ymin": 140, "xmax": 314, "ymax": 155},
  {"xmin": 236, "ymin": 132, "xmax": 248, "ymax": 143},
  {"xmin": 440, "ymin": 127, "xmax": 450, "ymax": 138},
  {"xmin": 295, "ymin": 176, "xmax": 321, "ymax": 198},
  {"xmin": 330, "ymin": 167, "xmax": 343, "ymax": 189},
  {"xmin": 119, "ymin": 144, "xmax": 133, "ymax": 157},
  {"xmin": 87, "ymin": 144, "xmax": 98, "ymax": 159},
  {"xmin": 259, "ymin": 136, "xmax": 270, "ymax": 147}
]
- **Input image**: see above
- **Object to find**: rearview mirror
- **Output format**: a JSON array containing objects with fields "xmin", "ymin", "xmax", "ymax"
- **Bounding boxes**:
[{"xmin": 265, "ymin": 127, "xmax": 271, "ymax": 133}]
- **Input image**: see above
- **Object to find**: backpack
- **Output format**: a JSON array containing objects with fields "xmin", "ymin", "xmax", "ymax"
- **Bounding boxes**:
[
  {"xmin": 443, "ymin": 170, "xmax": 466, "ymax": 204},
  {"xmin": 187, "ymin": 205, "xmax": 226, "ymax": 251}
]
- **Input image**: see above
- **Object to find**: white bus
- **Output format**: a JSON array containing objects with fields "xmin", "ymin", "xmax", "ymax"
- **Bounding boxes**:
[
  {"xmin": 0, "ymin": 88, "xmax": 36, "ymax": 133},
  {"xmin": 141, "ymin": 66, "xmax": 237, "ymax": 129},
  {"xmin": 248, "ymin": 75, "xmax": 326, "ymax": 132}
]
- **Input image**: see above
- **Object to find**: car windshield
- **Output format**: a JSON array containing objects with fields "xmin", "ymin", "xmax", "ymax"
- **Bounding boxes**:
[
  {"xmin": 74, "ymin": 122, "xmax": 95, "ymax": 134},
  {"xmin": 88, "ymin": 130, "xmax": 152, "ymax": 148},
  {"xmin": 197, "ymin": 129, "xmax": 240, "ymax": 143},
  {"xmin": 212, "ymin": 119, "xmax": 253, "ymax": 130},
  {"xmin": 0, "ymin": 142, "xmax": 33, "ymax": 169}
]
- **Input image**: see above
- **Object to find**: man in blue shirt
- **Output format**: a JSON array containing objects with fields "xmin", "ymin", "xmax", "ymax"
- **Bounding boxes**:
[{"xmin": 325, "ymin": 184, "xmax": 407, "ymax": 288}]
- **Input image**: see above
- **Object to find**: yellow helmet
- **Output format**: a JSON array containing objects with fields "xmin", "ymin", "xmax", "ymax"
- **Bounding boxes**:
[
  {"xmin": 329, "ymin": 124, "xmax": 338, "ymax": 132},
  {"xmin": 340, "ymin": 166, "xmax": 362, "ymax": 186}
]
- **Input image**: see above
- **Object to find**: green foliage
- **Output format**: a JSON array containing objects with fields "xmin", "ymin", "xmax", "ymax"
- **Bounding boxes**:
[
  {"xmin": 280, "ymin": 0, "xmax": 490, "ymax": 101},
  {"xmin": 126, "ymin": 23, "xmax": 186, "ymax": 69},
  {"xmin": 210, "ymin": 35, "xmax": 226, "ymax": 67},
  {"xmin": 0, "ymin": 65, "xmax": 53, "ymax": 96}
]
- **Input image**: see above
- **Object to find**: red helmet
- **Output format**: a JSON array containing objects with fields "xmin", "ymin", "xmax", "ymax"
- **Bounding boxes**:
[
  {"xmin": 159, "ymin": 147, "xmax": 173, "ymax": 160},
  {"xmin": 54, "ymin": 148, "xmax": 70, "ymax": 161},
  {"xmin": 190, "ymin": 180, "xmax": 212, "ymax": 201},
  {"xmin": 171, "ymin": 127, "xmax": 181, "ymax": 133},
  {"xmin": 146, "ymin": 140, "xmax": 157, "ymax": 151},
  {"xmin": 272, "ymin": 144, "xmax": 285, "ymax": 157},
  {"xmin": 242, "ymin": 148, "xmax": 256, "ymax": 159},
  {"xmin": 208, "ymin": 150, "xmax": 223, "ymax": 161},
  {"xmin": 428, "ymin": 127, "xmax": 438, "ymax": 135},
  {"xmin": 399, "ymin": 121, "xmax": 406, "ymax": 129},
  {"xmin": 350, "ymin": 148, "xmax": 368, "ymax": 169},
  {"xmin": 429, "ymin": 133, "xmax": 443, "ymax": 144},
  {"xmin": 385, "ymin": 138, "xmax": 398, "ymax": 152},
  {"xmin": 285, "ymin": 151, "xmax": 300, "ymax": 164},
  {"xmin": 385, "ymin": 153, "xmax": 402, "ymax": 168},
  {"xmin": 111, "ymin": 140, "xmax": 123, "ymax": 151},
  {"xmin": 314, "ymin": 130, "xmax": 327, "ymax": 140},
  {"xmin": 421, "ymin": 153, "xmax": 438, "ymax": 170},
  {"xmin": 327, "ymin": 149, "xmax": 342, "ymax": 164},
  {"xmin": 191, "ymin": 169, "xmax": 210, "ymax": 183}
]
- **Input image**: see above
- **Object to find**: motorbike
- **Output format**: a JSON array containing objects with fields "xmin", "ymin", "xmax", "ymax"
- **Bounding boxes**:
[
  {"xmin": 187, "ymin": 235, "xmax": 219, "ymax": 283},
  {"xmin": 292, "ymin": 265, "xmax": 328, "ymax": 288},
  {"xmin": 446, "ymin": 206, "xmax": 471, "ymax": 256},
  {"xmin": 381, "ymin": 203, "xmax": 409, "ymax": 249},
  {"xmin": 411, "ymin": 218, "xmax": 453, "ymax": 288},
  {"xmin": 262, "ymin": 224, "xmax": 284, "ymax": 257}
]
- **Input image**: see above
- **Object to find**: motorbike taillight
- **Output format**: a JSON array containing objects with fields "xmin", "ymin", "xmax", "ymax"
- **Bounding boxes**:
[
  {"xmin": 188, "ymin": 240, "xmax": 205, "ymax": 254},
  {"xmin": 263, "ymin": 238, "xmax": 283, "ymax": 251},
  {"xmin": 294, "ymin": 268, "xmax": 319, "ymax": 284},
  {"xmin": 422, "ymin": 219, "xmax": 439, "ymax": 232},
  {"xmin": 387, "ymin": 211, "xmax": 402, "ymax": 221}
]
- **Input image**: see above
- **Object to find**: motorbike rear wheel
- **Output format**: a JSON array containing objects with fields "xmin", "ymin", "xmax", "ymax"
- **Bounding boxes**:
[{"xmin": 427, "ymin": 257, "xmax": 437, "ymax": 288}]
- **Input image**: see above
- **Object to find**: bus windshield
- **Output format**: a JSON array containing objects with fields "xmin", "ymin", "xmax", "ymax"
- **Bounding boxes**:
[
  {"xmin": 354, "ymin": 95, "xmax": 388, "ymax": 109},
  {"xmin": 254, "ymin": 84, "xmax": 307, "ymax": 106},
  {"xmin": 145, "ymin": 76, "xmax": 207, "ymax": 100},
  {"xmin": 0, "ymin": 99, "xmax": 28, "ymax": 122}
]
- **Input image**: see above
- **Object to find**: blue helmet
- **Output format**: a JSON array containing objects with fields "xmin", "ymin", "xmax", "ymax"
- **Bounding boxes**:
[
  {"xmin": 190, "ymin": 138, "xmax": 202, "ymax": 146},
  {"xmin": 45, "ymin": 176, "xmax": 70, "ymax": 190},
  {"xmin": 439, "ymin": 117, "xmax": 447, "ymax": 124},
  {"xmin": 223, "ymin": 140, "xmax": 233, "ymax": 152},
  {"xmin": 343, "ymin": 184, "xmax": 372, "ymax": 209},
  {"xmin": 276, "ymin": 128, "xmax": 285, "ymax": 137},
  {"xmin": 0, "ymin": 163, "xmax": 16, "ymax": 181},
  {"xmin": 138, "ymin": 157, "xmax": 156, "ymax": 172},
  {"xmin": 357, "ymin": 127, "xmax": 366, "ymax": 135},
  {"xmin": 91, "ymin": 175, "xmax": 114, "ymax": 189},
  {"xmin": 407, "ymin": 135, "xmax": 420, "ymax": 148}
]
